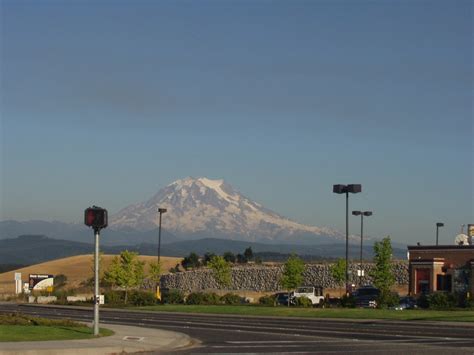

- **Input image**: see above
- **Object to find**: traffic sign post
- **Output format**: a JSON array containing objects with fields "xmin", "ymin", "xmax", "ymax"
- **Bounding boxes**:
[
  {"xmin": 14, "ymin": 273, "xmax": 22, "ymax": 294},
  {"xmin": 84, "ymin": 206, "xmax": 108, "ymax": 336}
]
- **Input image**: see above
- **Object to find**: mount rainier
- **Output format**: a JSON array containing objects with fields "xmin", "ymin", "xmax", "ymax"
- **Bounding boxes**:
[{"xmin": 110, "ymin": 177, "xmax": 343, "ymax": 244}]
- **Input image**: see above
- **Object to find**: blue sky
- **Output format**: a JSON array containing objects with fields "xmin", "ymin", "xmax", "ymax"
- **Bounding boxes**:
[{"xmin": 1, "ymin": 0, "xmax": 472, "ymax": 245}]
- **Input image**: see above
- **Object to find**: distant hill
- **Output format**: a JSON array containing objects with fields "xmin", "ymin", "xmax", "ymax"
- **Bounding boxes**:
[
  {"xmin": 0, "ymin": 254, "xmax": 182, "ymax": 294},
  {"xmin": 158, "ymin": 238, "xmax": 407, "ymax": 260},
  {"xmin": 0, "ymin": 235, "xmax": 145, "ymax": 265},
  {"xmin": 0, "ymin": 235, "xmax": 407, "ymax": 266}
]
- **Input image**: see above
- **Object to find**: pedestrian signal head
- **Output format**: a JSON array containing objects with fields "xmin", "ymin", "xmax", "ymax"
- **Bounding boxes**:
[{"xmin": 84, "ymin": 206, "xmax": 108, "ymax": 230}]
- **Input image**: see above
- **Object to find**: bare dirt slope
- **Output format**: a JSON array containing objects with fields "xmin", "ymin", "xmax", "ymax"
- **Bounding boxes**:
[{"xmin": 0, "ymin": 254, "xmax": 182, "ymax": 294}]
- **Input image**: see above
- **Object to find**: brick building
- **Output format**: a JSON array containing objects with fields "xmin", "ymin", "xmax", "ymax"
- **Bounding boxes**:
[{"xmin": 407, "ymin": 245, "xmax": 474, "ymax": 296}]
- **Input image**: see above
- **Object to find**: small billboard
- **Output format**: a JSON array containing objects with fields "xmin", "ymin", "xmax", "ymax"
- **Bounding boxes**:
[{"xmin": 29, "ymin": 274, "xmax": 54, "ymax": 291}]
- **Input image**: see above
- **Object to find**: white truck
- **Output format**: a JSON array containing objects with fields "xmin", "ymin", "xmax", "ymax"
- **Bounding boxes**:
[{"xmin": 292, "ymin": 286, "xmax": 324, "ymax": 306}]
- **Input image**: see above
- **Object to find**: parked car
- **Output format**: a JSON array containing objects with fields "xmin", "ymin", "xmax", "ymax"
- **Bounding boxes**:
[
  {"xmin": 392, "ymin": 296, "xmax": 417, "ymax": 310},
  {"xmin": 274, "ymin": 292, "xmax": 295, "ymax": 306},
  {"xmin": 293, "ymin": 286, "xmax": 325, "ymax": 306},
  {"xmin": 353, "ymin": 285, "xmax": 380, "ymax": 308}
]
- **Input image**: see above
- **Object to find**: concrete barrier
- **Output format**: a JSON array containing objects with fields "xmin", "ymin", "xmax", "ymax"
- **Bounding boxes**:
[
  {"xmin": 66, "ymin": 295, "xmax": 88, "ymax": 302},
  {"xmin": 36, "ymin": 296, "xmax": 57, "ymax": 304}
]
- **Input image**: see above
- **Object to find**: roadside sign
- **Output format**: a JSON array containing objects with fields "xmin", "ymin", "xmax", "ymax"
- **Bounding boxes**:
[{"xmin": 14, "ymin": 273, "xmax": 21, "ymax": 281}]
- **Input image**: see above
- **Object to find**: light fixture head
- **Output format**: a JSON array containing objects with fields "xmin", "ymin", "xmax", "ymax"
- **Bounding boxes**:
[
  {"xmin": 158, "ymin": 208, "xmax": 167, "ymax": 213},
  {"xmin": 347, "ymin": 184, "xmax": 362, "ymax": 193},
  {"xmin": 333, "ymin": 184, "xmax": 347, "ymax": 194},
  {"xmin": 436, "ymin": 222, "xmax": 444, "ymax": 227},
  {"xmin": 363, "ymin": 211, "xmax": 373, "ymax": 216},
  {"xmin": 352, "ymin": 211, "xmax": 362, "ymax": 216}
]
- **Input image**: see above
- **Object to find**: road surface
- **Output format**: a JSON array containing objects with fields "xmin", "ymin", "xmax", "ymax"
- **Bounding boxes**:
[{"xmin": 1, "ymin": 303, "xmax": 473, "ymax": 354}]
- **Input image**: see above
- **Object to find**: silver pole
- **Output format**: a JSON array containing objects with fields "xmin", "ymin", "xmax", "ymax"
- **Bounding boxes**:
[{"xmin": 94, "ymin": 228, "xmax": 100, "ymax": 336}]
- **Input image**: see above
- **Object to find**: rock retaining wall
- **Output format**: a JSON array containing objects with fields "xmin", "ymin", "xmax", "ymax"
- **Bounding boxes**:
[{"xmin": 160, "ymin": 263, "xmax": 408, "ymax": 292}]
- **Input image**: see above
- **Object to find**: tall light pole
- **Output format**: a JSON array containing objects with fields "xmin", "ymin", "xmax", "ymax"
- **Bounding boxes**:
[
  {"xmin": 157, "ymin": 208, "xmax": 167, "ymax": 263},
  {"xmin": 436, "ymin": 222, "xmax": 444, "ymax": 246},
  {"xmin": 333, "ymin": 184, "xmax": 362, "ymax": 295},
  {"xmin": 352, "ymin": 210, "xmax": 372, "ymax": 285}
]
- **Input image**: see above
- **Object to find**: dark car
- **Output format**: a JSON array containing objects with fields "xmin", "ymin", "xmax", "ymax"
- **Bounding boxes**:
[
  {"xmin": 274, "ymin": 292, "xmax": 295, "ymax": 306},
  {"xmin": 353, "ymin": 286, "xmax": 380, "ymax": 308},
  {"xmin": 398, "ymin": 296, "xmax": 417, "ymax": 310}
]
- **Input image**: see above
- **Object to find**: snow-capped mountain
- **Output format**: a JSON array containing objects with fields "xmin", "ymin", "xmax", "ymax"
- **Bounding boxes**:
[{"xmin": 110, "ymin": 177, "xmax": 343, "ymax": 244}]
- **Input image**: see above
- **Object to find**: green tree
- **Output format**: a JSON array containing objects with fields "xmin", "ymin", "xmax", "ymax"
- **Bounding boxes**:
[
  {"xmin": 148, "ymin": 261, "xmax": 161, "ymax": 286},
  {"xmin": 236, "ymin": 253, "xmax": 246, "ymax": 264},
  {"xmin": 208, "ymin": 255, "xmax": 232, "ymax": 288},
  {"xmin": 280, "ymin": 254, "xmax": 305, "ymax": 306},
  {"xmin": 104, "ymin": 250, "xmax": 145, "ymax": 304},
  {"xmin": 244, "ymin": 247, "xmax": 254, "ymax": 262},
  {"xmin": 371, "ymin": 236, "xmax": 395, "ymax": 307},
  {"xmin": 181, "ymin": 252, "xmax": 200, "ymax": 270},
  {"xmin": 223, "ymin": 251, "xmax": 236, "ymax": 263},
  {"xmin": 330, "ymin": 258, "xmax": 346, "ymax": 296},
  {"xmin": 203, "ymin": 252, "xmax": 216, "ymax": 266}
]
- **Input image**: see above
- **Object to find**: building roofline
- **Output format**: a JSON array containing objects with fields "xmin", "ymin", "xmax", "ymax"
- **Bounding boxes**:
[{"xmin": 407, "ymin": 245, "xmax": 474, "ymax": 250}]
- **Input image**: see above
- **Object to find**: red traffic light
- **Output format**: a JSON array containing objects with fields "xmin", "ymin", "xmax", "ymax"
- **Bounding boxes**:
[{"xmin": 84, "ymin": 206, "xmax": 108, "ymax": 230}]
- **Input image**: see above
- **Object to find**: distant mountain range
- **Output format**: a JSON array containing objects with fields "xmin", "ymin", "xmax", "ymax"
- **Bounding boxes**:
[
  {"xmin": 1, "ymin": 177, "xmax": 348, "ymax": 246},
  {"xmin": 0, "ymin": 235, "xmax": 407, "ymax": 266},
  {"xmin": 0, "ymin": 177, "xmax": 407, "ymax": 263}
]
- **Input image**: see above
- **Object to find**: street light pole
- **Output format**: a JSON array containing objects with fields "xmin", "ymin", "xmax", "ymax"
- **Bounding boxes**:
[
  {"xmin": 157, "ymin": 208, "xmax": 167, "ymax": 263},
  {"xmin": 345, "ymin": 190, "xmax": 349, "ymax": 293},
  {"xmin": 333, "ymin": 184, "xmax": 361, "ymax": 295},
  {"xmin": 436, "ymin": 222, "xmax": 444, "ymax": 246},
  {"xmin": 352, "ymin": 210, "xmax": 372, "ymax": 285}
]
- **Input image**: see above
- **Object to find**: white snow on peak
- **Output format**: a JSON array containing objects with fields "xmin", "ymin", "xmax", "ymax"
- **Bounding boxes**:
[
  {"xmin": 169, "ymin": 177, "xmax": 195, "ymax": 189},
  {"xmin": 197, "ymin": 177, "xmax": 239, "ymax": 204},
  {"xmin": 198, "ymin": 177, "xmax": 224, "ymax": 189}
]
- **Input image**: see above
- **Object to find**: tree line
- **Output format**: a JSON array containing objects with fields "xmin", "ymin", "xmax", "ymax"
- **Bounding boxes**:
[{"xmin": 180, "ymin": 247, "xmax": 255, "ymax": 271}]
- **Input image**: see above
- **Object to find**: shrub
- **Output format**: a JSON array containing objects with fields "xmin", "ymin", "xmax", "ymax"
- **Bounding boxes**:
[
  {"xmin": 376, "ymin": 291, "xmax": 399, "ymax": 309},
  {"xmin": 163, "ymin": 289, "xmax": 185, "ymax": 304},
  {"xmin": 427, "ymin": 292, "xmax": 457, "ymax": 310},
  {"xmin": 129, "ymin": 290, "xmax": 157, "ymax": 306},
  {"xmin": 104, "ymin": 290, "xmax": 126, "ymax": 305},
  {"xmin": 258, "ymin": 295, "xmax": 276, "ymax": 306},
  {"xmin": 52, "ymin": 289, "xmax": 75, "ymax": 305},
  {"xmin": 340, "ymin": 294, "xmax": 355, "ymax": 308},
  {"xmin": 186, "ymin": 292, "xmax": 221, "ymax": 305},
  {"xmin": 54, "ymin": 274, "xmax": 68, "ymax": 289},
  {"xmin": 169, "ymin": 264, "xmax": 181, "ymax": 273},
  {"xmin": 416, "ymin": 293, "xmax": 428, "ymax": 308},
  {"xmin": 220, "ymin": 293, "xmax": 242, "ymax": 305},
  {"xmin": 295, "ymin": 296, "xmax": 312, "ymax": 308},
  {"xmin": 451, "ymin": 292, "xmax": 474, "ymax": 308}
]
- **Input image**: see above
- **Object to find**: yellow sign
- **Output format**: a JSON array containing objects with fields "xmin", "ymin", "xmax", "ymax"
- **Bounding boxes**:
[{"xmin": 156, "ymin": 286, "xmax": 161, "ymax": 301}]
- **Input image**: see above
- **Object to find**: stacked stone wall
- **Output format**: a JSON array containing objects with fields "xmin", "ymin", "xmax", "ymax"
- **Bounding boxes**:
[{"xmin": 160, "ymin": 263, "xmax": 408, "ymax": 292}]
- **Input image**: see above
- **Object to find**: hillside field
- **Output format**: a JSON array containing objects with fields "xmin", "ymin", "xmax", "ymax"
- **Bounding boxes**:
[{"xmin": 0, "ymin": 254, "xmax": 182, "ymax": 294}]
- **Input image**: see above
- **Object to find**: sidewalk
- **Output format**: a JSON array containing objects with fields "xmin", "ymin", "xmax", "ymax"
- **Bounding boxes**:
[{"xmin": 0, "ymin": 323, "xmax": 194, "ymax": 355}]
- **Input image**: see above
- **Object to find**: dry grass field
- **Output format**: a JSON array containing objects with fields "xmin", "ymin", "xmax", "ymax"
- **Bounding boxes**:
[{"xmin": 0, "ymin": 254, "xmax": 182, "ymax": 295}]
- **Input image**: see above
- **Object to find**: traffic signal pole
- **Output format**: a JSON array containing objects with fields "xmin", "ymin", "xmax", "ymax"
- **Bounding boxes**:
[
  {"xmin": 84, "ymin": 206, "xmax": 107, "ymax": 337},
  {"xmin": 94, "ymin": 228, "xmax": 100, "ymax": 336}
]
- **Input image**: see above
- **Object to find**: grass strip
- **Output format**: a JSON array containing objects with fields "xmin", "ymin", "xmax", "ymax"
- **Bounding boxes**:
[
  {"xmin": 137, "ymin": 304, "xmax": 474, "ymax": 322},
  {"xmin": 0, "ymin": 325, "xmax": 113, "ymax": 342}
]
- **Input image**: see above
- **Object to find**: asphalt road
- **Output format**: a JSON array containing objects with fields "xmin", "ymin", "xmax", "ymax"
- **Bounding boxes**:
[{"xmin": 1, "ymin": 303, "xmax": 474, "ymax": 354}]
